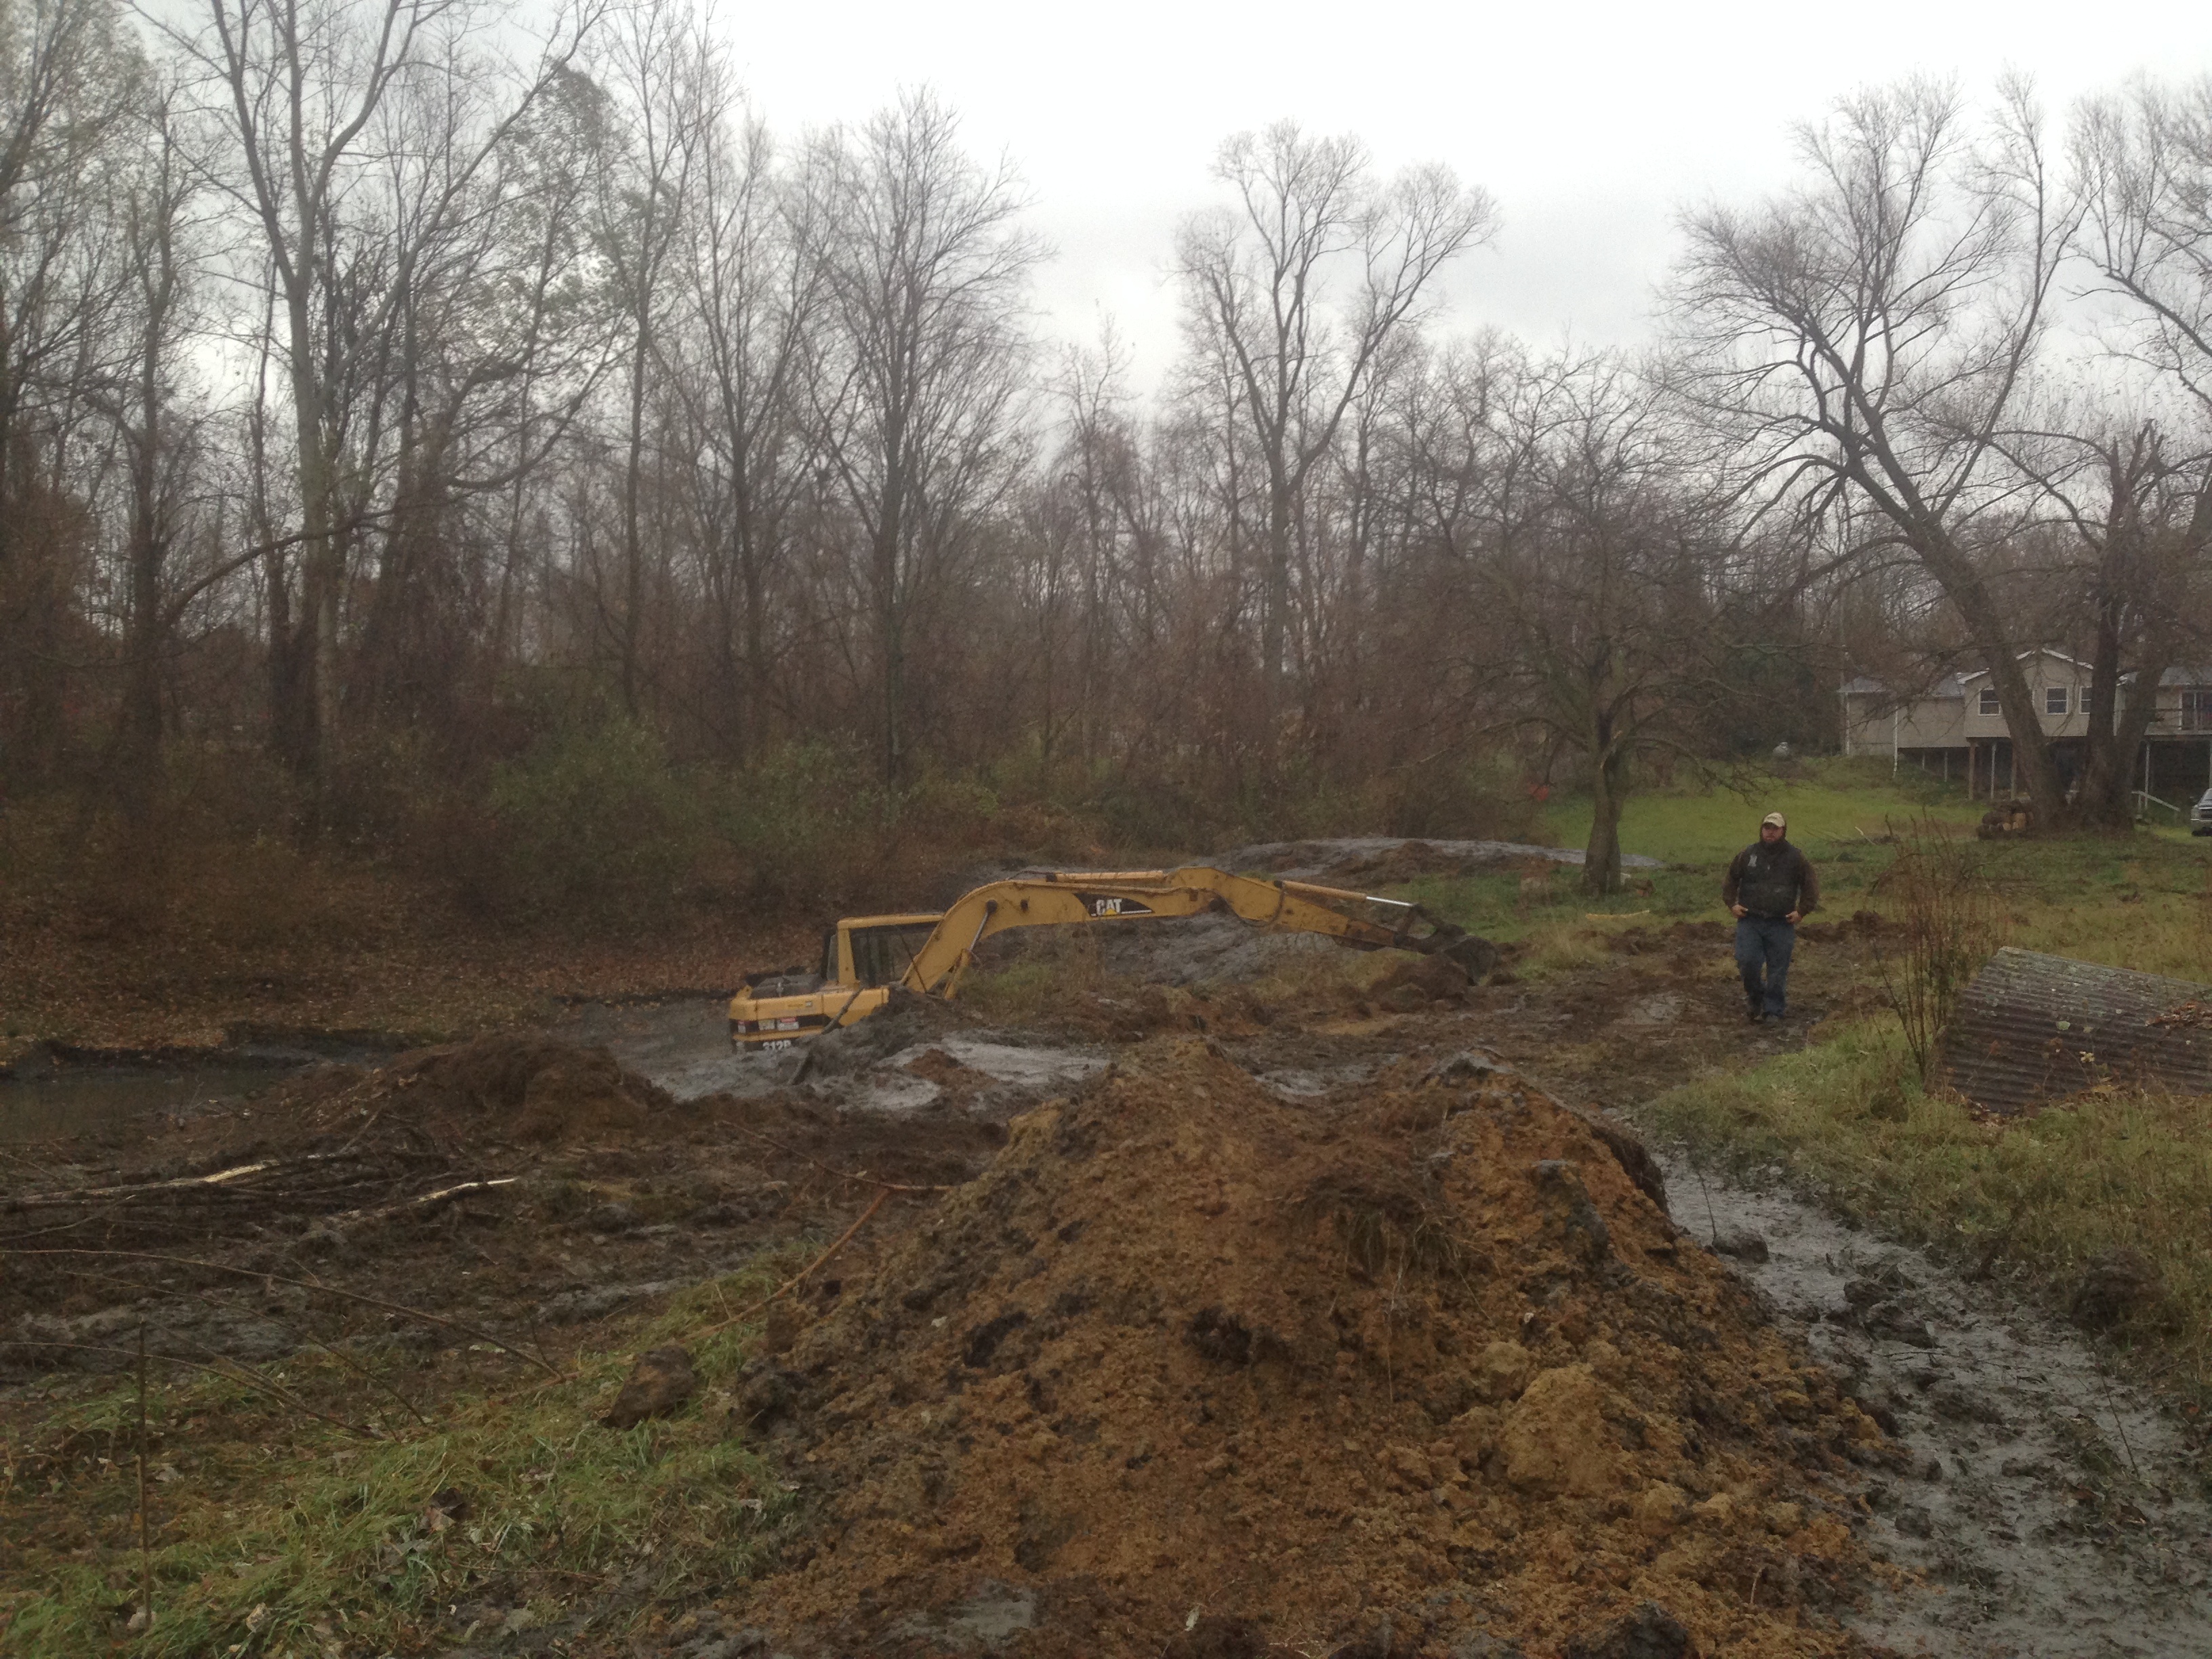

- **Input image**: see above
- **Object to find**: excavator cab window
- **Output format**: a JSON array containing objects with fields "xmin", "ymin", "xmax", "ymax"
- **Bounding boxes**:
[
  {"xmin": 850, "ymin": 922, "xmax": 939, "ymax": 989},
  {"xmin": 819, "ymin": 926, "xmax": 838, "ymax": 983}
]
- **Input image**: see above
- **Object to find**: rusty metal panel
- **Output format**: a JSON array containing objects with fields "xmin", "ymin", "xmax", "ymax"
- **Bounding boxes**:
[{"xmin": 1938, "ymin": 947, "xmax": 2212, "ymax": 1116}]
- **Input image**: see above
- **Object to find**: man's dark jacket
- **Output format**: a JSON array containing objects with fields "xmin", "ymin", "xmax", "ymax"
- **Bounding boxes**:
[{"xmin": 1723, "ymin": 839, "xmax": 1820, "ymax": 919}]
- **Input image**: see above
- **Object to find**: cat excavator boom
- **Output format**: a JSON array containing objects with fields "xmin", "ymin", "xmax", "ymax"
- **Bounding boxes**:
[{"xmin": 727, "ymin": 865, "xmax": 1495, "ymax": 1051}]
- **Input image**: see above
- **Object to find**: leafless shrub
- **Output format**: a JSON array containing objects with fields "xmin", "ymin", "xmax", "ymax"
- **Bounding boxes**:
[{"xmin": 1873, "ymin": 817, "xmax": 2000, "ymax": 1083}]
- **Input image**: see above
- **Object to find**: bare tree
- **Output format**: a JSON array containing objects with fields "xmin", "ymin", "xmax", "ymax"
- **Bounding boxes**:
[
  {"xmin": 2069, "ymin": 77, "xmax": 2212, "ymax": 815},
  {"xmin": 0, "ymin": 0, "xmax": 142, "ymax": 787},
  {"xmin": 670, "ymin": 51, "xmax": 815, "ymax": 760},
  {"xmin": 1439, "ymin": 349, "xmax": 1739, "ymax": 893},
  {"xmin": 103, "ymin": 82, "xmax": 211, "ymax": 819},
  {"xmin": 166, "ymin": 0, "xmax": 596, "ymax": 794},
  {"xmin": 584, "ymin": 0, "xmax": 708, "ymax": 718},
  {"xmin": 1673, "ymin": 78, "xmax": 2089, "ymax": 821},
  {"xmin": 1174, "ymin": 122, "xmax": 1494, "ymax": 745},
  {"xmin": 799, "ymin": 90, "xmax": 1040, "ymax": 790}
]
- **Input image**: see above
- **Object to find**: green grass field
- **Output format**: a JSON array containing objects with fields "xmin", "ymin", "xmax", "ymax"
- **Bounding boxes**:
[
  {"xmin": 1538, "ymin": 756, "xmax": 1985, "ymax": 866},
  {"xmin": 1397, "ymin": 758, "xmax": 2211, "ymax": 978}
]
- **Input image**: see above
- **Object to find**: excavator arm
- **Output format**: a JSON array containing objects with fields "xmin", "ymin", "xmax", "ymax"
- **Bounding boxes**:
[
  {"xmin": 899, "ymin": 865, "xmax": 1493, "ymax": 1000},
  {"xmin": 730, "ymin": 863, "xmax": 1495, "ymax": 1054}
]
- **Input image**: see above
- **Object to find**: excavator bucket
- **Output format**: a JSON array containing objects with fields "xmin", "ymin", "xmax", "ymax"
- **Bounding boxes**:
[{"xmin": 1393, "ymin": 912, "xmax": 1499, "ymax": 982}]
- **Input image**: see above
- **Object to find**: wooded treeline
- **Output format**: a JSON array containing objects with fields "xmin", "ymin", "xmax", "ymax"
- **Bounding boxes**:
[{"xmin": 4, "ymin": 0, "xmax": 2211, "ymax": 902}]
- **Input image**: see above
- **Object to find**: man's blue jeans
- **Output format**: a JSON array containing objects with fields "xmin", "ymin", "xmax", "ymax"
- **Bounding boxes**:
[{"xmin": 1735, "ymin": 915, "xmax": 1795, "ymax": 1017}]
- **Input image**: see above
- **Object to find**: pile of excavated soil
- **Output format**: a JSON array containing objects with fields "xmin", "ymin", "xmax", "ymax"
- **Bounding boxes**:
[
  {"xmin": 276, "ymin": 1031, "xmax": 681, "ymax": 1146},
  {"xmin": 736, "ymin": 1040, "xmax": 1885, "ymax": 1658}
]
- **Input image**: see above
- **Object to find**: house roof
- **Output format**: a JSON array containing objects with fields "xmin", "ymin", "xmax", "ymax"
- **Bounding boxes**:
[
  {"xmin": 1957, "ymin": 648, "xmax": 2092, "ymax": 681},
  {"xmin": 1841, "ymin": 673, "xmax": 1965, "ymax": 700}
]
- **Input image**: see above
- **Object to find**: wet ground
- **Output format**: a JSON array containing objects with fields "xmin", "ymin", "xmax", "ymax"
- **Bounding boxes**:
[
  {"xmin": 0, "ymin": 1063, "xmax": 296, "ymax": 1145},
  {"xmin": 5, "ymin": 842, "xmax": 2209, "ymax": 1656},
  {"xmin": 1657, "ymin": 1155, "xmax": 2212, "ymax": 1659},
  {"xmin": 556, "ymin": 996, "xmax": 1109, "ymax": 1109}
]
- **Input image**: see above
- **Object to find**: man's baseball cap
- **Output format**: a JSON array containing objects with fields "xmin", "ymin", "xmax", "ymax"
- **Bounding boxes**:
[{"xmin": 1761, "ymin": 812, "xmax": 1786, "ymax": 830}]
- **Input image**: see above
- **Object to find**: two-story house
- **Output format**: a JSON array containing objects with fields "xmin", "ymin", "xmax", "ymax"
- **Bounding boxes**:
[{"xmin": 1840, "ymin": 650, "xmax": 2212, "ymax": 802}]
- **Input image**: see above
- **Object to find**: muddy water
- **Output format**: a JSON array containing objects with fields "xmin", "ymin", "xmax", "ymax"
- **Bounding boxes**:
[
  {"xmin": 0, "ymin": 1063, "xmax": 295, "ymax": 1145},
  {"xmin": 560, "ymin": 996, "xmax": 1108, "ymax": 1111},
  {"xmin": 1656, "ymin": 1149, "xmax": 2212, "ymax": 1658}
]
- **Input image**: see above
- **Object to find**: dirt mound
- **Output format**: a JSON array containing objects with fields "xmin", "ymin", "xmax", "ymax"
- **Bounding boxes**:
[
  {"xmin": 1368, "ymin": 951, "xmax": 1475, "ymax": 1012},
  {"xmin": 262, "ymin": 1031, "xmax": 676, "ymax": 1146},
  {"xmin": 739, "ymin": 1040, "xmax": 1882, "ymax": 1656}
]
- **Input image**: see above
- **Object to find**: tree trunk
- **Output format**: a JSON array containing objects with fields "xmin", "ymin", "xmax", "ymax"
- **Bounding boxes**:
[
  {"xmin": 1263, "ymin": 459, "xmax": 1292, "ymax": 739},
  {"xmin": 1912, "ymin": 537, "xmax": 2075, "ymax": 827},
  {"xmin": 284, "ymin": 275, "xmax": 337, "ymax": 800},
  {"xmin": 621, "ymin": 307, "xmax": 650, "ymax": 718},
  {"xmin": 1582, "ymin": 744, "xmax": 1628, "ymax": 897}
]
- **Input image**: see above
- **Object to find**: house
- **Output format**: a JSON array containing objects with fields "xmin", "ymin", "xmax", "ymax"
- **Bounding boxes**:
[{"xmin": 1840, "ymin": 650, "xmax": 2212, "ymax": 802}]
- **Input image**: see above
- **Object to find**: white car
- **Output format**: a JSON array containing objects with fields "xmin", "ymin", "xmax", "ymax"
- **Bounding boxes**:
[{"xmin": 2193, "ymin": 788, "xmax": 2212, "ymax": 836}]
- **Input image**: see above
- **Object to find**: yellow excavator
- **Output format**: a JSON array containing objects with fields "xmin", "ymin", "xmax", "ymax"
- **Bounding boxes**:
[{"xmin": 727, "ymin": 865, "xmax": 1496, "ymax": 1052}]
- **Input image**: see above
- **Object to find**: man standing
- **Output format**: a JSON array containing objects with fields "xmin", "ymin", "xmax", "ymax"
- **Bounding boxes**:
[{"xmin": 1723, "ymin": 811, "xmax": 1819, "ymax": 1023}]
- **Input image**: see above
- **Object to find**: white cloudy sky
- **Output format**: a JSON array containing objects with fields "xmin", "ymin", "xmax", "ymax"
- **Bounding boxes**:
[{"xmin": 713, "ymin": 0, "xmax": 2212, "ymax": 390}]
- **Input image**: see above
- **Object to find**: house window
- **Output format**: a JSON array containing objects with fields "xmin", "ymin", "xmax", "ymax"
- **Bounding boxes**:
[
  {"xmin": 2081, "ymin": 687, "xmax": 2094, "ymax": 718},
  {"xmin": 1978, "ymin": 688, "xmax": 2001, "ymax": 716},
  {"xmin": 2045, "ymin": 685, "xmax": 2070, "ymax": 716},
  {"xmin": 2184, "ymin": 689, "xmax": 2212, "ymax": 732}
]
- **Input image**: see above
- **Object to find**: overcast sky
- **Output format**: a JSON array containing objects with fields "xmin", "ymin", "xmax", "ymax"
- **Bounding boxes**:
[{"xmin": 711, "ymin": 1, "xmax": 2212, "ymax": 392}]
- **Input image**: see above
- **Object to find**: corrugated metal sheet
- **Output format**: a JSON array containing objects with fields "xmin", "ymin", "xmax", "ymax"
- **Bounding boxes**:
[{"xmin": 1938, "ymin": 947, "xmax": 2212, "ymax": 1117}]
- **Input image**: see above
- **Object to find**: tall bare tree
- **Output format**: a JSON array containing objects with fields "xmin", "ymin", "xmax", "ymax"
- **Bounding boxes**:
[
  {"xmin": 799, "ymin": 90, "xmax": 1040, "ymax": 790},
  {"xmin": 670, "ymin": 54, "xmax": 815, "ymax": 760},
  {"xmin": 1673, "ymin": 78, "xmax": 2087, "ymax": 821},
  {"xmin": 1174, "ymin": 123, "xmax": 1494, "ymax": 743},
  {"xmin": 0, "ymin": 0, "xmax": 141, "ymax": 786},
  {"xmin": 2069, "ymin": 76, "xmax": 2212, "ymax": 816},
  {"xmin": 167, "ymin": 0, "xmax": 594, "ymax": 793}
]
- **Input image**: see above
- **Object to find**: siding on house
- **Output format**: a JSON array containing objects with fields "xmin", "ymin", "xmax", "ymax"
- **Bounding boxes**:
[{"xmin": 1839, "ymin": 653, "xmax": 2212, "ymax": 800}]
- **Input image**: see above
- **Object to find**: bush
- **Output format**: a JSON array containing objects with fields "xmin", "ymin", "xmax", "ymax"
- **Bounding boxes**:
[
  {"xmin": 716, "ymin": 741, "xmax": 883, "ymax": 907},
  {"xmin": 1873, "ymin": 815, "xmax": 2001, "ymax": 1082},
  {"xmin": 486, "ymin": 717, "xmax": 703, "ymax": 923},
  {"xmin": 1368, "ymin": 754, "xmax": 1545, "ymax": 842}
]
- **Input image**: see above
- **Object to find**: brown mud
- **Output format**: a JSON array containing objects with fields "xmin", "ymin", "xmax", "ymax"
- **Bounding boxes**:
[
  {"xmin": 743, "ymin": 1039, "xmax": 1881, "ymax": 1658},
  {"xmin": 0, "ymin": 1033, "xmax": 993, "ymax": 1388},
  {"xmin": 5, "ymin": 841, "xmax": 2209, "ymax": 1657}
]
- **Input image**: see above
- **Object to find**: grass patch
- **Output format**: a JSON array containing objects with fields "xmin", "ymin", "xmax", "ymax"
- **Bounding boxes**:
[
  {"xmin": 1538, "ymin": 756, "xmax": 1983, "ymax": 866},
  {"xmin": 1391, "ymin": 759, "xmax": 2212, "ymax": 983},
  {"xmin": 1645, "ymin": 1021, "xmax": 2212, "ymax": 1393},
  {"xmin": 0, "ymin": 1257, "xmax": 810, "ymax": 1658}
]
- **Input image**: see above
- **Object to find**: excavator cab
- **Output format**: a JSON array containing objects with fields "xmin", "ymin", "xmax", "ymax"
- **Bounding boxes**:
[
  {"xmin": 846, "ymin": 919, "xmax": 941, "ymax": 989},
  {"xmin": 729, "ymin": 913, "xmax": 944, "ymax": 1050}
]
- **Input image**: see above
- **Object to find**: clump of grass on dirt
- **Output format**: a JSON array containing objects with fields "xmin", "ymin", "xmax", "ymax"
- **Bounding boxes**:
[
  {"xmin": 0, "ymin": 1261, "xmax": 809, "ymax": 1659},
  {"xmin": 1644, "ymin": 1021, "xmax": 2212, "ymax": 1393}
]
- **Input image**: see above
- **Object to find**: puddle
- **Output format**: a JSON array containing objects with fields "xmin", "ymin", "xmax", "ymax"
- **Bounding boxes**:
[
  {"xmin": 558, "ymin": 997, "xmax": 784, "ymax": 1101},
  {"xmin": 1652, "ymin": 1148, "xmax": 2212, "ymax": 1657},
  {"xmin": 924, "ymin": 1035, "xmax": 1106, "ymax": 1091},
  {"xmin": 0, "ymin": 1064, "xmax": 301, "ymax": 1145},
  {"xmin": 562, "ymin": 997, "xmax": 1109, "ymax": 1114}
]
